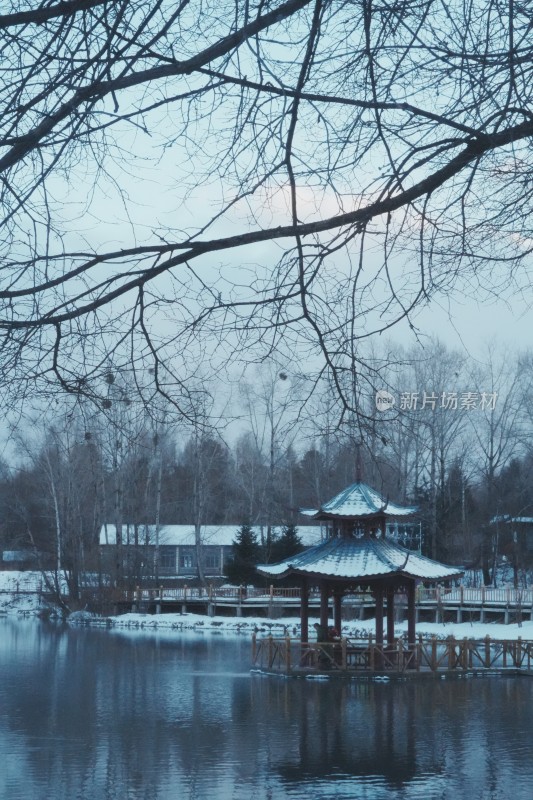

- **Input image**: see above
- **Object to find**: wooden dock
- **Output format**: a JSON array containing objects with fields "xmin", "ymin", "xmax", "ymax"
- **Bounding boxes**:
[{"xmin": 251, "ymin": 633, "xmax": 533, "ymax": 677}]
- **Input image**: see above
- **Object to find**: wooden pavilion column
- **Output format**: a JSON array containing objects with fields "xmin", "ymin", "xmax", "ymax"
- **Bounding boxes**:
[
  {"xmin": 300, "ymin": 576, "xmax": 309, "ymax": 644},
  {"xmin": 374, "ymin": 585, "xmax": 384, "ymax": 670},
  {"xmin": 320, "ymin": 580, "xmax": 329, "ymax": 631},
  {"xmin": 333, "ymin": 589, "xmax": 342, "ymax": 634},
  {"xmin": 386, "ymin": 586, "xmax": 395, "ymax": 646},
  {"xmin": 374, "ymin": 586, "xmax": 384, "ymax": 646},
  {"xmin": 407, "ymin": 579, "xmax": 416, "ymax": 646}
]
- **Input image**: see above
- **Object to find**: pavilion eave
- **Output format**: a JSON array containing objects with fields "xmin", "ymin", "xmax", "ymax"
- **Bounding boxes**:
[{"xmin": 310, "ymin": 510, "xmax": 414, "ymax": 521}]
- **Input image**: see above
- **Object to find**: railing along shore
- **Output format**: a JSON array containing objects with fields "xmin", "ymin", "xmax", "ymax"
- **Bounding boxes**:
[{"xmin": 101, "ymin": 585, "xmax": 533, "ymax": 605}]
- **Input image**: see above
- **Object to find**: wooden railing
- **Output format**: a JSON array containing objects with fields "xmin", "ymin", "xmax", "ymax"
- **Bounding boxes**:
[
  {"xmin": 81, "ymin": 584, "xmax": 533, "ymax": 611},
  {"xmin": 114, "ymin": 586, "xmax": 391, "ymax": 605},
  {"xmin": 110, "ymin": 585, "xmax": 308, "ymax": 604},
  {"xmin": 416, "ymin": 586, "xmax": 533, "ymax": 605},
  {"xmin": 119, "ymin": 585, "xmax": 533, "ymax": 605},
  {"xmin": 251, "ymin": 634, "xmax": 533, "ymax": 675}
]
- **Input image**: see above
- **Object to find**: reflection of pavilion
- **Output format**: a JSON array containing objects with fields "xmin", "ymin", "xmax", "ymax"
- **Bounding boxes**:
[
  {"xmin": 269, "ymin": 680, "xmax": 419, "ymax": 787},
  {"xmin": 258, "ymin": 481, "xmax": 462, "ymax": 648}
]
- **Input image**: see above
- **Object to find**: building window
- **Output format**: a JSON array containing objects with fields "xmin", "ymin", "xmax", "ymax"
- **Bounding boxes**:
[
  {"xmin": 160, "ymin": 547, "xmax": 176, "ymax": 574},
  {"xmin": 181, "ymin": 551, "xmax": 194, "ymax": 569},
  {"xmin": 203, "ymin": 550, "xmax": 219, "ymax": 570}
]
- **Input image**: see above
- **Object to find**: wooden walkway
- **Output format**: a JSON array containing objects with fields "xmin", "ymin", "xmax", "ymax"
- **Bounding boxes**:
[
  {"xmin": 251, "ymin": 633, "xmax": 533, "ymax": 677},
  {"xmin": 96, "ymin": 585, "xmax": 533, "ymax": 622}
]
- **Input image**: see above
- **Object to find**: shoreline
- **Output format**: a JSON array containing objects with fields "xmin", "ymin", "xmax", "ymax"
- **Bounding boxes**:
[
  {"xmin": 3, "ymin": 570, "xmax": 533, "ymax": 642},
  {"xmin": 66, "ymin": 608, "xmax": 533, "ymax": 643}
]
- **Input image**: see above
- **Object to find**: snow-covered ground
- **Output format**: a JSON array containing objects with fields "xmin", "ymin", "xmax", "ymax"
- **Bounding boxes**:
[{"xmin": 67, "ymin": 609, "xmax": 533, "ymax": 642}]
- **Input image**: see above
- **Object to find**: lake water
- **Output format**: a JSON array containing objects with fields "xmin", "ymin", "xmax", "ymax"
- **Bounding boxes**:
[{"xmin": 0, "ymin": 619, "xmax": 532, "ymax": 799}]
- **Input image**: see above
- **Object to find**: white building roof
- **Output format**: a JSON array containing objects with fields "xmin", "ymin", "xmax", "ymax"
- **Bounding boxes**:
[
  {"xmin": 491, "ymin": 516, "xmax": 533, "ymax": 525},
  {"xmin": 303, "ymin": 481, "xmax": 417, "ymax": 520},
  {"xmin": 99, "ymin": 524, "xmax": 323, "ymax": 548},
  {"xmin": 257, "ymin": 535, "xmax": 461, "ymax": 582}
]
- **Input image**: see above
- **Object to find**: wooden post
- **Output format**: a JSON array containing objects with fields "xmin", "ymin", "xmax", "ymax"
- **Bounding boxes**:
[
  {"xmin": 132, "ymin": 585, "xmax": 139, "ymax": 612},
  {"xmin": 386, "ymin": 587, "xmax": 395, "ymax": 646},
  {"xmin": 268, "ymin": 584, "xmax": 274, "ymax": 619},
  {"xmin": 341, "ymin": 637, "xmax": 347, "ymax": 670},
  {"xmin": 320, "ymin": 581, "xmax": 329, "ymax": 631},
  {"xmin": 397, "ymin": 637, "xmax": 404, "ymax": 672},
  {"xmin": 431, "ymin": 635, "xmax": 437, "ymax": 671},
  {"xmin": 461, "ymin": 638, "xmax": 468, "ymax": 670},
  {"xmin": 300, "ymin": 576, "xmax": 309, "ymax": 645},
  {"xmin": 375, "ymin": 588, "xmax": 383, "ymax": 670},
  {"xmin": 268, "ymin": 634, "xmax": 274, "ymax": 668},
  {"xmin": 484, "ymin": 635, "xmax": 491, "ymax": 667},
  {"xmin": 334, "ymin": 591, "xmax": 342, "ymax": 634},
  {"xmin": 448, "ymin": 636, "xmax": 455, "ymax": 670},
  {"xmin": 285, "ymin": 636, "xmax": 291, "ymax": 674},
  {"xmin": 375, "ymin": 588, "xmax": 384, "ymax": 646},
  {"xmin": 252, "ymin": 632, "xmax": 257, "ymax": 663},
  {"xmin": 407, "ymin": 580, "xmax": 416, "ymax": 648}
]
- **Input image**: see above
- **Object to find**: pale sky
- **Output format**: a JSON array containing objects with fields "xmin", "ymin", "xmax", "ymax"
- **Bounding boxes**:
[{"xmin": 407, "ymin": 292, "xmax": 532, "ymax": 359}]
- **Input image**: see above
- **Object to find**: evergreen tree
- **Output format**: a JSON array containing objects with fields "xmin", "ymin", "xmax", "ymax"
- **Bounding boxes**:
[
  {"xmin": 270, "ymin": 524, "xmax": 304, "ymax": 563},
  {"xmin": 225, "ymin": 524, "xmax": 261, "ymax": 586}
]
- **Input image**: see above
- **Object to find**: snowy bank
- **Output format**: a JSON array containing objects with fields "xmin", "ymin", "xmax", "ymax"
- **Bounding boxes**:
[
  {"xmin": 68, "ymin": 609, "xmax": 533, "ymax": 642},
  {"xmin": 0, "ymin": 570, "xmax": 54, "ymax": 615}
]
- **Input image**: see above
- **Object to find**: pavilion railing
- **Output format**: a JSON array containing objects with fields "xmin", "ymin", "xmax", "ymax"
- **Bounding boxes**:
[{"xmin": 251, "ymin": 634, "xmax": 533, "ymax": 674}]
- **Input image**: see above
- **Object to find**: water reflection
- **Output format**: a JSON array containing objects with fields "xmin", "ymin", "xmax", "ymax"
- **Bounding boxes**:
[{"xmin": 0, "ymin": 620, "xmax": 532, "ymax": 799}]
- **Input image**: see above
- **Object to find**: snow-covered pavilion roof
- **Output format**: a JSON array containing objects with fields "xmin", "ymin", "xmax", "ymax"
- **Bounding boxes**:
[
  {"xmin": 257, "ymin": 535, "xmax": 461, "ymax": 583},
  {"xmin": 302, "ymin": 481, "xmax": 417, "ymax": 520}
]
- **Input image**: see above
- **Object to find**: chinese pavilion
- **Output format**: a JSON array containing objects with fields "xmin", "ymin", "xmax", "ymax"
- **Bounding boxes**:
[{"xmin": 257, "ymin": 481, "xmax": 462, "ymax": 647}]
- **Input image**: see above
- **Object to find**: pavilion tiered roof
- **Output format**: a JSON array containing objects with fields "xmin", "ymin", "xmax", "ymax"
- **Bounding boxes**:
[
  {"xmin": 257, "ymin": 534, "xmax": 461, "ymax": 582},
  {"xmin": 302, "ymin": 481, "xmax": 417, "ymax": 520}
]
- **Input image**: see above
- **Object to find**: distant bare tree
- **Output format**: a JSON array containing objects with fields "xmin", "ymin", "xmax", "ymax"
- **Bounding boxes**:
[
  {"xmin": 468, "ymin": 346, "xmax": 530, "ymax": 583},
  {"xmin": 240, "ymin": 363, "xmax": 302, "ymax": 556},
  {"xmin": 0, "ymin": 1, "xmax": 531, "ymax": 425},
  {"xmin": 11, "ymin": 412, "xmax": 102, "ymax": 608}
]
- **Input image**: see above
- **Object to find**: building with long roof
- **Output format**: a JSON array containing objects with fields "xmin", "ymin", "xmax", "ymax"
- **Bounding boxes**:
[{"xmin": 98, "ymin": 523, "xmax": 323, "ymax": 580}]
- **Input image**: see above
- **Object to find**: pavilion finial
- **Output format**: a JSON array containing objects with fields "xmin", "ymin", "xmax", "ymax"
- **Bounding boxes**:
[{"xmin": 355, "ymin": 440, "xmax": 363, "ymax": 483}]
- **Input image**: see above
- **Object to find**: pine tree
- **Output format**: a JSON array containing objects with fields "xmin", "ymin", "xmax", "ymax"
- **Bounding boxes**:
[
  {"xmin": 270, "ymin": 524, "xmax": 304, "ymax": 563},
  {"xmin": 225, "ymin": 524, "xmax": 261, "ymax": 586}
]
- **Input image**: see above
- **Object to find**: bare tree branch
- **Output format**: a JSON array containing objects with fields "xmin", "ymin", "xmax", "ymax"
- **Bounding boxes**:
[{"xmin": 0, "ymin": 0, "xmax": 532, "ymax": 421}]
